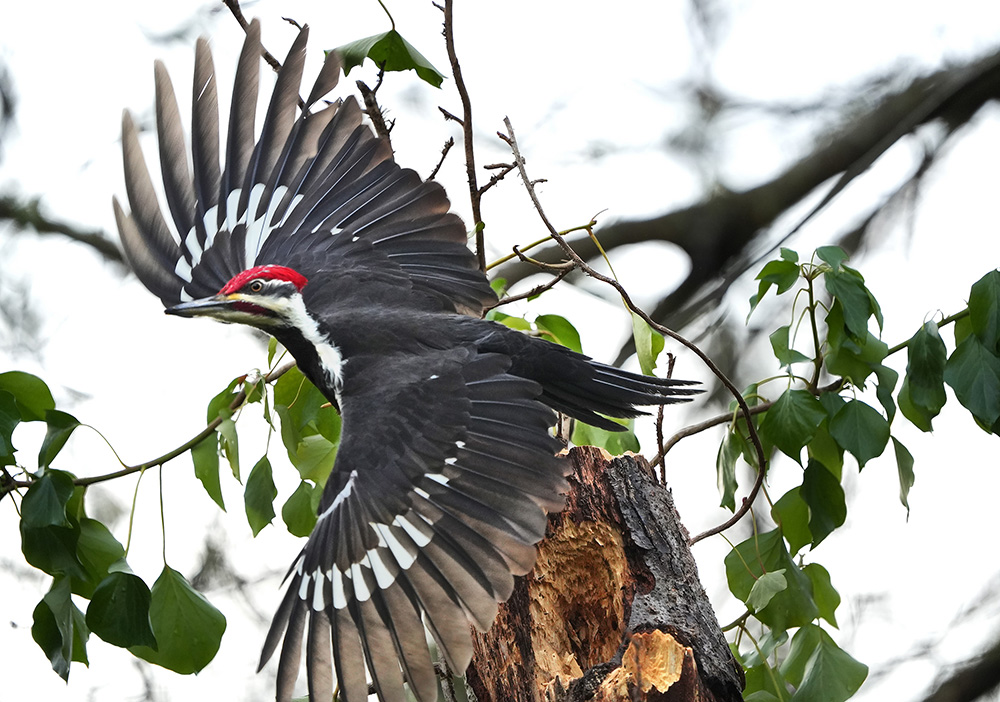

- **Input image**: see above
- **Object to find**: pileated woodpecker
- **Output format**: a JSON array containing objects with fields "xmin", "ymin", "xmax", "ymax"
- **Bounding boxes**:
[{"xmin": 114, "ymin": 21, "xmax": 699, "ymax": 702}]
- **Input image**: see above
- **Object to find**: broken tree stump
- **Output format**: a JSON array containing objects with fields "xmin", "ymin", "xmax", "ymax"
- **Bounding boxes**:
[{"xmin": 466, "ymin": 446, "xmax": 744, "ymax": 702}]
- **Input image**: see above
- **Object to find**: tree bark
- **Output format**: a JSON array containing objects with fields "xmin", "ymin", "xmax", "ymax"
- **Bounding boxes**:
[{"xmin": 467, "ymin": 446, "xmax": 744, "ymax": 702}]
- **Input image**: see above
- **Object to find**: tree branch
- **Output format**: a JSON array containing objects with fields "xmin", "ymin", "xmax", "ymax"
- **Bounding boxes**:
[
  {"xmin": 495, "ymin": 46, "xmax": 1000, "ymax": 341},
  {"xmin": 441, "ymin": 0, "xmax": 485, "ymax": 270},
  {"xmin": 0, "ymin": 194, "xmax": 124, "ymax": 264}
]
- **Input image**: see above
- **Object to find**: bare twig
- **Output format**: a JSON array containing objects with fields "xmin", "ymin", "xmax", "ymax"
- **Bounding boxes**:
[
  {"xmin": 501, "ymin": 117, "xmax": 768, "ymax": 546},
  {"xmin": 357, "ymin": 77, "xmax": 393, "ymax": 146},
  {"xmin": 485, "ymin": 267, "xmax": 573, "ymax": 311},
  {"xmin": 438, "ymin": 106, "xmax": 463, "ymax": 124},
  {"xmin": 478, "ymin": 163, "xmax": 516, "ymax": 197},
  {"xmin": 441, "ymin": 0, "xmax": 485, "ymax": 270},
  {"xmin": 223, "ymin": 0, "xmax": 285, "ymax": 74},
  {"xmin": 428, "ymin": 137, "xmax": 455, "ymax": 181}
]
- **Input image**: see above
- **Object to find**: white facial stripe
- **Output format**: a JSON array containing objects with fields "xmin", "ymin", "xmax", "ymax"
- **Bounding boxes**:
[{"xmin": 278, "ymin": 294, "xmax": 346, "ymax": 398}]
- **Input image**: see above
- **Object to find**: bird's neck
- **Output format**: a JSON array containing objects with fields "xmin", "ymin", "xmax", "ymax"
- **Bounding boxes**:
[{"xmin": 271, "ymin": 316, "xmax": 345, "ymax": 408}]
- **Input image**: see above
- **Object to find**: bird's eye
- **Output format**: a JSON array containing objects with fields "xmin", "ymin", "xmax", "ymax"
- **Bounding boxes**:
[{"xmin": 249, "ymin": 280, "xmax": 264, "ymax": 293}]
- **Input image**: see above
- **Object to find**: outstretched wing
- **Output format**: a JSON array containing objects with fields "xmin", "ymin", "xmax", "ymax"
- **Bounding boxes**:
[
  {"xmin": 258, "ymin": 347, "xmax": 568, "ymax": 702},
  {"xmin": 114, "ymin": 20, "xmax": 495, "ymax": 316}
]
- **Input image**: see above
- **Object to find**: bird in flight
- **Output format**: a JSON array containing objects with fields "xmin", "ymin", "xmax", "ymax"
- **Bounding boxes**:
[{"xmin": 114, "ymin": 20, "xmax": 700, "ymax": 702}]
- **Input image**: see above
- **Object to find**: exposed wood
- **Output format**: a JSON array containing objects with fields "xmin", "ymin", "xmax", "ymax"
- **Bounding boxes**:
[{"xmin": 467, "ymin": 446, "xmax": 744, "ymax": 702}]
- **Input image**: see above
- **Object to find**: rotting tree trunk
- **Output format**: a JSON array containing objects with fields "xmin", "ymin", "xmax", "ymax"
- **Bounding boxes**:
[{"xmin": 466, "ymin": 446, "xmax": 744, "ymax": 702}]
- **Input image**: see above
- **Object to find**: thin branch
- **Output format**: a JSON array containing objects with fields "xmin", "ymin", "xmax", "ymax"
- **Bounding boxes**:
[
  {"xmin": 1, "ymin": 363, "xmax": 296, "ymax": 498},
  {"xmin": 502, "ymin": 117, "xmax": 768, "ymax": 546},
  {"xmin": 222, "ymin": 0, "xmax": 285, "ymax": 74},
  {"xmin": 428, "ymin": 137, "xmax": 455, "ymax": 181},
  {"xmin": 0, "ymin": 194, "xmax": 124, "ymax": 264},
  {"xmin": 485, "ymin": 267, "xmax": 573, "ymax": 311},
  {"xmin": 442, "ymin": 0, "xmax": 485, "ymax": 270},
  {"xmin": 478, "ymin": 163, "xmax": 516, "ymax": 197},
  {"xmin": 357, "ymin": 76, "xmax": 393, "ymax": 146}
]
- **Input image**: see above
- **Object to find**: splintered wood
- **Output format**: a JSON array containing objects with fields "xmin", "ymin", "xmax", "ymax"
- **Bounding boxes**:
[{"xmin": 466, "ymin": 446, "xmax": 744, "ymax": 702}]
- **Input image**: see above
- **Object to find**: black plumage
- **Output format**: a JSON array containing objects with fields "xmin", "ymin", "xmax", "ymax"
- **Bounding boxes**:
[{"xmin": 115, "ymin": 21, "xmax": 700, "ymax": 702}]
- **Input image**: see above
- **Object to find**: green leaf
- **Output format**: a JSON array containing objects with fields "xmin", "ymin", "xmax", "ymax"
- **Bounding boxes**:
[
  {"xmin": 86, "ymin": 572, "xmax": 156, "ymax": 649},
  {"xmin": 267, "ymin": 337, "xmax": 280, "ymax": 366},
  {"xmin": 772, "ymin": 487, "xmax": 812, "ymax": 555},
  {"xmin": 38, "ymin": 410, "xmax": 81, "ymax": 469},
  {"xmin": 824, "ymin": 268, "xmax": 873, "ymax": 339},
  {"xmin": 282, "ymin": 481, "xmax": 319, "ymax": 537},
  {"xmin": 892, "ymin": 437, "xmax": 915, "ymax": 516},
  {"xmin": 218, "ymin": 415, "xmax": 240, "ymax": 481},
  {"xmin": 744, "ymin": 662, "xmax": 791, "ymax": 701},
  {"xmin": 21, "ymin": 520, "xmax": 85, "ymax": 579},
  {"xmin": 944, "ymin": 334, "xmax": 1000, "ymax": 426},
  {"xmin": 72, "ymin": 518, "xmax": 127, "ymax": 598},
  {"xmin": 801, "ymin": 459, "xmax": 846, "ymax": 547},
  {"xmin": 245, "ymin": 456, "xmax": 278, "ymax": 537},
  {"xmin": 828, "ymin": 400, "xmax": 889, "ymax": 468},
  {"xmin": 21, "ymin": 470, "xmax": 75, "ymax": 528},
  {"xmin": 716, "ymin": 428, "xmax": 744, "ymax": 511},
  {"xmin": 969, "ymin": 270, "xmax": 1000, "ymax": 351},
  {"xmin": 336, "ymin": 29, "xmax": 445, "ymax": 88},
  {"xmin": 0, "ymin": 370, "xmax": 55, "ymax": 421},
  {"xmin": 31, "ymin": 576, "xmax": 89, "ymax": 680},
  {"xmin": 726, "ymin": 529, "xmax": 818, "ymax": 630},
  {"xmin": 206, "ymin": 378, "xmax": 241, "ymax": 423},
  {"xmin": 630, "ymin": 312, "xmax": 664, "ymax": 375},
  {"xmin": 780, "ymin": 248, "xmax": 799, "ymax": 263},
  {"xmin": 489, "ymin": 277, "xmax": 508, "ymax": 298},
  {"xmin": 904, "ymin": 322, "xmax": 947, "ymax": 425},
  {"xmin": 490, "ymin": 311, "xmax": 532, "ymax": 332},
  {"xmin": 747, "ymin": 570, "xmax": 787, "ymax": 612},
  {"xmin": 0, "ymin": 390, "xmax": 20, "ymax": 463},
  {"xmin": 129, "ymin": 566, "xmax": 226, "ymax": 674},
  {"xmin": 759, "ymin": 389, "xmax": 826, "ymax": 463},
  {"xmin": 274, "ymin": 367, "xmax": 341, "ymax": 443},
  {"xmin": 769, "ymin": 325, "xmax": 812, "ymax": 368},
  {"xmin": 191, "ymin": 433, "xmax": 224, "ymax": 511},
  {"xmin": 803, "ymin": 563, "xmax": 841, "ymax": 628},
  {"xmin": 571, "ymin": 418, "xmax": 640, "ymax": 455},
  {"xmin": 806, "ymin": 419, "xmax": 844, "ymax": 479},
  {"xmin": 741, "ymin": 628, "xmax": 789, "ymax": 668},
  {"xmin": 824, "ymin": 301, "xmax": 888, "ymax": 384},
  {"xmin": 872, "ymin": 364, "xmax": 898, "ymax": 425},
  {"xmin": 535, "ymin": 314, "xmax": 584, "ymax": 354},
  {"xmin": 749, "ymin": 259, "xmax": 800, "ymax": 317},
  {"xmin": 782, "ymin": 624, "xmax": 867, "ymax": 702},
  {"xmin": 815, "ymin": 246, "xmax": 848, "ymax": 271},
  {"xmin": 898, "ymin": 378, "xmax": 932, "ymax": 432},
  {"xmin": 287, "ymin": 433, "xmax": 338, "ymax": 484}
]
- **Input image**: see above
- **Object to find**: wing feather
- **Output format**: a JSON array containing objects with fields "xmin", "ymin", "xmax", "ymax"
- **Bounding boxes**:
[
  {"xmin": 191, "ymin": 37, "xmax": 221, "ymax": 250},
  {"xmin": 153, "ymin": 61, "xmax": 195, "ymax": 249},
  {"xmin": 259, "ymin": 349, "xmax": 567, "ymax": 699}
]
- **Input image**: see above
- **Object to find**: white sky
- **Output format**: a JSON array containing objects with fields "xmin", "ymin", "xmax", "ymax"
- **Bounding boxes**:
[{"xmin": 2, "ymin": 1, "xmax": 1000, "ymax": 700}]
